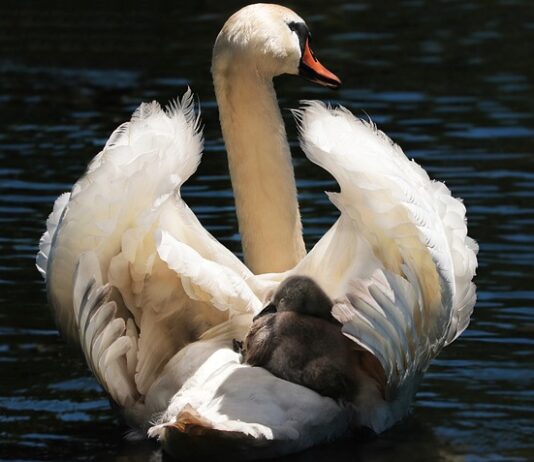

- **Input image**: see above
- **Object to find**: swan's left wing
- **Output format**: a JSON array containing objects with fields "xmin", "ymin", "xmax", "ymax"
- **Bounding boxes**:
[
  {"xmin": 293, "ymin": 102, "xmax": 478, "ymax": 397},
  {"xmin": 155, "ymin": 229, "xmax": 262, "ymax": 316},
  {"xmin": 37, "ymin": 90, "xmax": 255, "ymax": 423}
]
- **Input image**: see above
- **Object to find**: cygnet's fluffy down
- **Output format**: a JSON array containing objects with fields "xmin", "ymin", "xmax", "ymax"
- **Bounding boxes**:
[{"xmin": 243, "ymin": 276, "xmax": 360, "ymax": 401}]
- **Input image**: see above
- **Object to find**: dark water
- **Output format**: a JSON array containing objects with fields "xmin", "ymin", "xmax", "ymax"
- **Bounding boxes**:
[{"xmin": 1, "ymin": 0, "xmax": 533, "ymax": 460}]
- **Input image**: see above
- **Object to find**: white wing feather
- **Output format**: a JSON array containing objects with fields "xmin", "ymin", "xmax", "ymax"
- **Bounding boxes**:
[
  {"xmin": 36, "ymin": 192, "xmax": 70, "ymax": 280},
  {"xmin": 294, "ymin": 102, "xmax": 478, "ymax": 394},
  {"xmin": 156, "ymin": 229, "xmax": 262, "ymax": 316},
  {"xmin": 42, "ymin": 90, "xmax": 207, "ymax": 342},
  {"xmin": 37, "ymin": 90, "xmax": 253, "ymax": 424},
  {"xmin": 72, "ymin": 251, "xmax": 138, "ymax": 408}
]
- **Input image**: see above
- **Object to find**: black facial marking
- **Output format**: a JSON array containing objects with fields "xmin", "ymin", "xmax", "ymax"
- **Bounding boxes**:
[{"xmin": 287, "ymin": 21, "xmax": 309, "ymax": 55}]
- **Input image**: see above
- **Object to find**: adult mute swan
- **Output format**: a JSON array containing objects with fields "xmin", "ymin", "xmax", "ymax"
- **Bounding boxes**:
[{"xmin": 36, "ymin": 3, "xmax": 478, "ymax": 459}]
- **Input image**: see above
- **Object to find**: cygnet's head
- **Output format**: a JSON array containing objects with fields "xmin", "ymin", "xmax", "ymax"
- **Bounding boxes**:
[
  {"xmin": 254, "ymin": 275, "xmax": 335, "ymax": 323},
  {"xmin": 212, "ymin": 4, "xmax": 341, "ymax": 88}
]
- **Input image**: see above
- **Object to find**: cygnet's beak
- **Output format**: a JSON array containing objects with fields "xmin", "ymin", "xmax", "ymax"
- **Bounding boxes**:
[
  {"xmin": 299, "ymin": 38, "xmax": 341, "ymax": 89},
  {"xmin": 253, "ymin": 302, "xmax": 277, "ymax": 322}
]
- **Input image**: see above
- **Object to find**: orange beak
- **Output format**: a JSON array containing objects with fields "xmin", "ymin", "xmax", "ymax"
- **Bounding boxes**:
[{"xmin": 299, "ymin": 38, "xmax": 341, "ymax": 89}]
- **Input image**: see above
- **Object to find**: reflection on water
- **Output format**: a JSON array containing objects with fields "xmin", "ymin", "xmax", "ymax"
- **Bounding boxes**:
[{"xmin": 1, "ymin": 0, "xmax": 533, "ymax": 460}]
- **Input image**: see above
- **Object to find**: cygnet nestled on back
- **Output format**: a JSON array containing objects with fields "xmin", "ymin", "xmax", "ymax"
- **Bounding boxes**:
[{"xmin": 243, "ymin": 275, "xmax": 360, "ymax": 401}]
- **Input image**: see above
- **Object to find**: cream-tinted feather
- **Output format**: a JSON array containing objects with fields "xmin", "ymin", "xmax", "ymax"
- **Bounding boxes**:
[
  {"xmin": 72, "ymin": 251, "xmax": 138, "ymax": 408},
  {"xmin": 36, "ymin": 192, "xmax": 70, "ymax": 280},
  {"xmin": 293, "ymin": 102, "xmax": 477, "ymax": 402}
]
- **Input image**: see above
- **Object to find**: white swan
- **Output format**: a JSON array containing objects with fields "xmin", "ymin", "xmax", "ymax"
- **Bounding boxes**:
[{"xmin": 36, "ymin": 3, "xmax": 478, "ymax": 459}]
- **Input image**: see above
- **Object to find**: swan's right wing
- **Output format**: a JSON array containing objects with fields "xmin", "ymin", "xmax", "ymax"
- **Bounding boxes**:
[{"xmin": 293, "ymin": 102, "xmax": 478, "ymax": 398}]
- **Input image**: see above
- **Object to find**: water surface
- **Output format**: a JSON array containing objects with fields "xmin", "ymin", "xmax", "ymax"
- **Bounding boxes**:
[{"xmin": 1, "ymin": 1, "xmax": 533, "ymax": 461}]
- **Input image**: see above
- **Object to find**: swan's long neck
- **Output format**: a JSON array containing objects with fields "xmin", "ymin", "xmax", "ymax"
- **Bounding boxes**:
[{"xmin": 213, "ymin": 63, "xmax": 306, "ymax": 274}]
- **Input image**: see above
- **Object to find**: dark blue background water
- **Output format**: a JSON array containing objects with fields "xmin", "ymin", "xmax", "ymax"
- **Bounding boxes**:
[{"xmin": 1, "ymin": 1, "xmax": 533, "ymax": 460}]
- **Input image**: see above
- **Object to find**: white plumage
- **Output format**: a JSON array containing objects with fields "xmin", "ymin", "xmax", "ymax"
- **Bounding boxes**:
[
  {"xmin": 294, "ymin": 102, "xmax": 477, "ymax": 395},
  {"xmin": 37, "ymin": 4, "xmax": 477, "ymax": 459}
]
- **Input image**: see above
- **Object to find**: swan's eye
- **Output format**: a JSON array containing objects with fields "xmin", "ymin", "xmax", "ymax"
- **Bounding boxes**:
[{"xmin": 287, "ymin": 21, "xmax": 309, "ymax": 55}]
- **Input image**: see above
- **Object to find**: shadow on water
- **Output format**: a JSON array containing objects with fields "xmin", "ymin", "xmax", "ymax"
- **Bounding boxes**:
[{"xmin": 1, "ymin": 0, "xmax": 533, "ymax": 460}]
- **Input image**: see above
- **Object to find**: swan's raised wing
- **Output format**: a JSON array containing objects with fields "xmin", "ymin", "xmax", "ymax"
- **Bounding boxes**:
[
  {"xmin": 38, "ymin": 91, "xmax": 253, "ymax": 421},
  {"xmin": 293, "ymin": 102, "xmax": 478, "ymax": 397}
]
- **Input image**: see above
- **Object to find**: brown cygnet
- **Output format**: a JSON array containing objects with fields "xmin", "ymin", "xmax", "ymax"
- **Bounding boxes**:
[{"xmin": 243, "ymin": 275, "xmax": 359, "ymax": 401}]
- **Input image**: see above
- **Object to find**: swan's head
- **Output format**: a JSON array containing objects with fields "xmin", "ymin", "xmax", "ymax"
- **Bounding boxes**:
[{"xmin": 212, "ymin": 4, "xmax": 341, "ymax": 88}]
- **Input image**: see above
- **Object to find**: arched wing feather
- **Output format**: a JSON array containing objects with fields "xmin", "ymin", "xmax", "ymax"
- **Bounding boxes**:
[
  {"xmin": 294, "ymin": 102, "xmax": 477, "ymax": 393},
  {"xmin": 37, "ymin": 90, "xmax": 253, "ymax": 421},
  {"xmin": 73, "ymin": 251, "xmax": 139, "ymax": 408},
  {"xmin": 36, "ymin": 192, "xmax": 70, "ymax": 280},
  {"xmin": 156, "ymin": 229, "xmax": 262, "ymax": 317}
]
